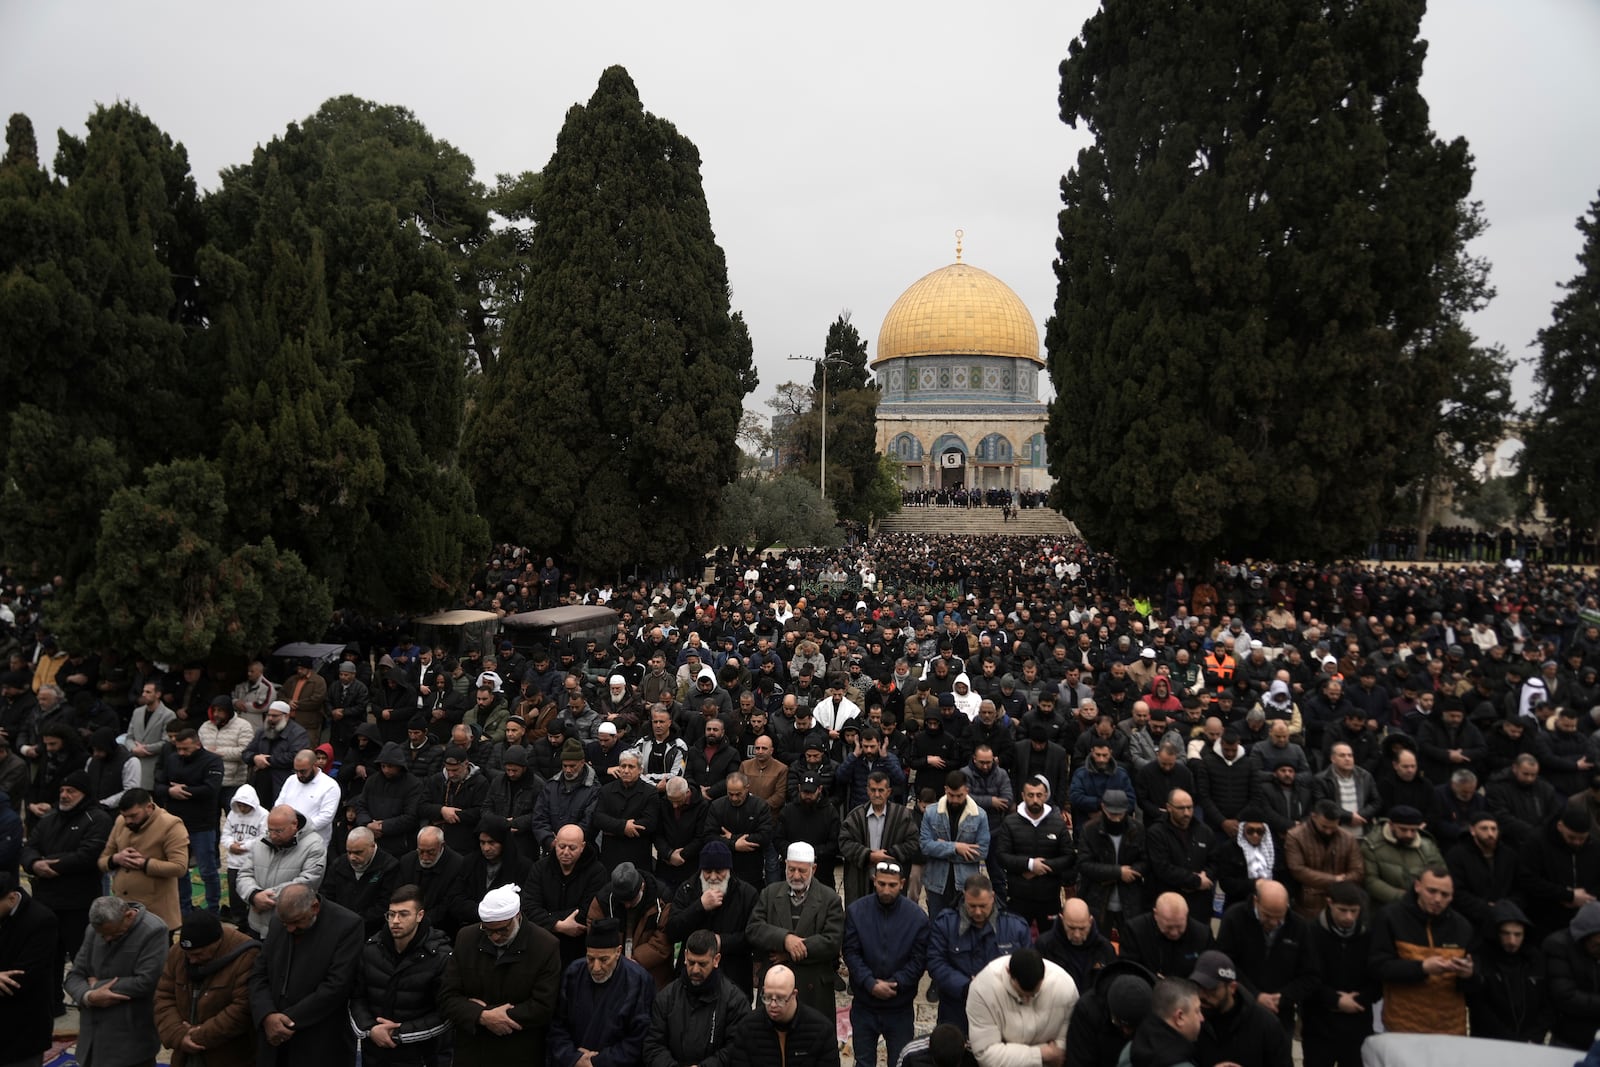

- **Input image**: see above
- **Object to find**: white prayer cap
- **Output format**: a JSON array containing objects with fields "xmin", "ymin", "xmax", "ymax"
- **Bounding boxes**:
[
  {"xmin": 478, "ymin": 884, "xmax": 521, "ymax": 922},
  {"xmin": 268, "ymin": 700, "xmax": 291, "ymax": 715},
  {"xmin": 786, "ymin": 842, "xmax": 816, "ymax": 864},
  {"xmin": 609, "ymin": 675, "xmax": 626, "ymax": 688}
]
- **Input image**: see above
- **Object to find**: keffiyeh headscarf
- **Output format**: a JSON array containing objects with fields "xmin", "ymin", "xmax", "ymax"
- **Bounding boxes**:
[{"xmin": 1237, "ymin": 823, "xmax": 1276, "ymax": 881}]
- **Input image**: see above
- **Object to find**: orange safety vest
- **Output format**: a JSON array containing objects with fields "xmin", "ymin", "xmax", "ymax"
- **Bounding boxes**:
[{"xmin": 1205, "ymin": 650, "xmax": 1235, "ymax": 693}]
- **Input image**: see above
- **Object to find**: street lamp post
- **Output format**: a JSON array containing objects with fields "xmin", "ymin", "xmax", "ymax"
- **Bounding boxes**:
[{"xmin": 787, "ymin": 351, "xmax": 848, "ymax": 499}]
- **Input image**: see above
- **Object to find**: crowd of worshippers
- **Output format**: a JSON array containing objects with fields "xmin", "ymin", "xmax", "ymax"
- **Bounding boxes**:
[
  {"xmin": 899, "ymin": 487, "xmax": 1052, "ymax": 510},
  {"xmin": 2, "ymin": 541, "xmax": 1600, "ymax": 1066}
]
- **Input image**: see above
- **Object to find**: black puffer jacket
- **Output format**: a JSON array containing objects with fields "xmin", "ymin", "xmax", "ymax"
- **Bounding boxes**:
[
  {"xmin": 353, "ymin": 750, "xmax": 425, "ymax": 855},
  {"xmin": 348, "ymin": 920, "xmax": 453, "ymax": 1054},
  {"xmin": 1469, "ymin": 901, "xmax": 1550, "ymax": 1043},
  {"xmin": 726, "ymin": 999, "xmax": 839, "ymax": 1067},
  {"xmin": 19, "ymin": 798, "xmax": 112, "ymax": 911},
  {"xmin": 1544, "ymin": 904, "xmax": 1600, "ymax": 1049},
  {"xmin": 643, "ymin": 970, "xmax": 750, "ymax": 1067}
]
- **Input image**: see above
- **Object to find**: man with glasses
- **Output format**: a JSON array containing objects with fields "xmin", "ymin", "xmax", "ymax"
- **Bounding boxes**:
[
  {"xmin": 348, "ymin": 884, "xmax": 451, "ymax": 1066},
  {"xmin": 844, "ymin": 859, "xmax": 928, "ymax": 1066},
  {"xmin": 548, "ymin": 917, "xmax": 655, "ymax": 1067},
  {"xmin": 237, "ymin": 805, "xmax": 327, "ymax": 937},
  {"xmin": 248, "ymin": 883, "xmax": 364, "ymax": 1066},
  {"xmin": 440, "ymin": 883, "xmax": 563, "ymax": 1064},
  {"xmin": 1144, "ymin": 789, "xmax": 1219, "ymax": 919},
  {"xmin": 1216, "ymin": 878, "xmax": 1318, "ymax": 1035},
  {"xmin": 727, "ymin": 963, "xmax": 839, "ymax": 1067}
]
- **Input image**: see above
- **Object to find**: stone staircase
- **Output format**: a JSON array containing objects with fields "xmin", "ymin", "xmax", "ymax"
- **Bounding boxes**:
[{"xmin": 875, "ymin": 506, "xmax": 1080, "ymax": 538}]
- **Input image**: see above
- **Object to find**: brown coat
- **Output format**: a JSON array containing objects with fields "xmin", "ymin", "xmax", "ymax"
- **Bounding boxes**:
[
  {"xmin": 741, "ymin": 756, "xmax": 788, "ymax": 819},
  {"xmin": 154, "ymin": 926, "xmax": 261, "ymax": 1067},
  {"xmin": 585, "ymin": 893, "xmax": 675, "ymax": 988},
  {"xmin": 98, "ymin": 806, "xmax": 190, "ymax": 929},
  {"xmin": 1284, "ymin": 820, "xmax": 1365, "ymax": 918}
]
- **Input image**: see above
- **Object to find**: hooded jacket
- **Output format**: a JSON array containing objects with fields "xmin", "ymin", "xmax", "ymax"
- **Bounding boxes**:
[
  {"xmin": 951, "ymin": 674, "xmax": 981, "ymax": 720},
  {"xmin": 1544, "ymin": 901, "xmax": 1600, "ymax": 1049},
  {"xmin": 354, "ymin": 745, "xmax": 425, "ymax": 855},
  {"xmin": 85, "ymin": 726, "xmax": 137, "ymax": 806},
  {"xmin": 1469, "ymin": 900, "xmax": 1550, "ymax": 1043},
  {"xmin": 420, "ymin": 761, "xmax": 494, "ymax": 855},
  {"xmin": 223, "ymin": 783, "xmax": 268, "ymax": 870}
]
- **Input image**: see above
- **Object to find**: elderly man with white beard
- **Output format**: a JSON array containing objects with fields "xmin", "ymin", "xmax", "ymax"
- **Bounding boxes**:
[
  {"xmin": 747, "ymin": 842, "xmax": 845, "ymax": 1018},
  {"xmin": 242, "ymin": 701, "xmax": 311, "ymax": 806},
  {"xmin": 665, "ymin": 839, "xmax": 758, "ymax": 996}
]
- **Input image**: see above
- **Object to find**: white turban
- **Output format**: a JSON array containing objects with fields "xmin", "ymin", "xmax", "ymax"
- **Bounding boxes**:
[{"xmin": 478, "ymin": 884, "xmax": 521, "ymax": 922}]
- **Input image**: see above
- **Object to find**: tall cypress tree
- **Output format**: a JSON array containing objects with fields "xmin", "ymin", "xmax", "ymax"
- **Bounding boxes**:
[
  {"xmin": 0, "ymin": 105, "xmax": 203, "ymax": 582},
  {"xmin": 1045, "ymin": 0, "xmax": 1475, "ymax": 570},
  {"xmin": 1521, "ymin": 190, "xmax": 1600, "ymax": 538},
  {"xmin": 203, "ymin": 98, "xmax": 490, "ymax": 609},
  {"xmin": 463, "ymin": 66, "xmax": 756, "ymax": 575}
]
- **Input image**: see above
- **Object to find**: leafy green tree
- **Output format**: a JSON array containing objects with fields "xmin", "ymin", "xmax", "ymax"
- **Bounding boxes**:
[
  {"xmin": 463, "ymin": 66, "xmax": 756, "ymax": 575},
  {"xmin": 205, "ymin": 203, "xmax": 386, "ymax": 588},
  {"xmin": 466, "ymin": 170, "xmax": 542, "ymax": 376},
  {"xmin": 204, "ymin": 97, "xmax": 490, "ymax": 609},
  {"xmin": 717, "ymin": 475, "xmax": 842, "ymax": 551},
  {"xmin": 0, "ymin": 105, "xmax": 204, "ymax": 581},
  {"xmin": 0, "ymin": 405, "xmax": 128, "ymax": 582},
  {"xmin": 1045, "ymin": 0, "xmax": 1476, "ymax": 570},
  {"xmin": 1392, "ymin": 202, "xmax": 1514, "ymax": 556},
  {"xmin": 1454, "ymin": 475, "xmax": 1526, "ymax": 533},
  {"xmin": 783, "ymin": 313, "xmax": 896, "ymax": 525},
  {"xmin": 811, "ymin": 313, "xmax": 872, "ymax": 392},
  {"xmin": 1522, "ymin": 190, "xmax": 1600, "ymax": 537},
  {"xmin": 53, "ymin": 459, "xmax": 331, "ymax": 663}
]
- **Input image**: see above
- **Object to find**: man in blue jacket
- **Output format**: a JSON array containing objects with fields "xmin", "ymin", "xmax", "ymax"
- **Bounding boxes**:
[
  {"xmin": 926, "ymin": 871, "xmax": 1031, "ymax": 1031},
  {"xmin": 920, "ymin": 770, "xmax": 991, "ymax": 920},
  {"xmin": 844, "ymin": 859, "xmax": 929, "ymax": 1066},
  {"xmin": 1069, "ymin": 739, "xmax": 1137, "ymax": 825},
  {"xmin": 548, "ymin": 917, "xmax": 655, "ymax": 1067}
]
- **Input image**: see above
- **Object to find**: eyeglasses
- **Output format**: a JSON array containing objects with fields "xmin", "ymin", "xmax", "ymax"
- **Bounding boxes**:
[
  {"xmin": 874, "ymin": 861, "xmax": 903, "ymax": 874},
  {"xmin": 761, "ymin": 992, "xmax": 795, "ymax": 1006}
]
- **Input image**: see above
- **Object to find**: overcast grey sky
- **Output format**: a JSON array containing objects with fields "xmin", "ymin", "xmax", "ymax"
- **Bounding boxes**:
[{"xmin": 4, "ymin": 0, "xmax": 1596, "ymax": 410}]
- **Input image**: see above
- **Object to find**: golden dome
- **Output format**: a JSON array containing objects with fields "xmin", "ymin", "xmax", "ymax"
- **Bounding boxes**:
[{"xmin": 874, "ymin": 261, "xmax": 1042, "ymax": 366}]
